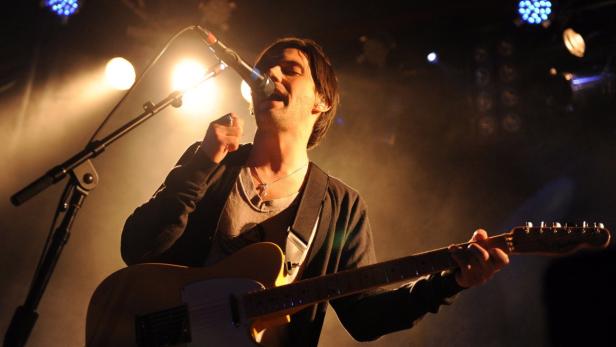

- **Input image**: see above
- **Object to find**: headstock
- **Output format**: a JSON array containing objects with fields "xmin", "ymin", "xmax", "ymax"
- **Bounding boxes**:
[{"xmin": 506, "ymin": 222, "xmax": 611, "ymax": 255}]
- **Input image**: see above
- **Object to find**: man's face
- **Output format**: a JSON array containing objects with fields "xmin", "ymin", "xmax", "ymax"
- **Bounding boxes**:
[{"xmin": 252, "ymin": 47, "xmax": 320, "ymax": 133}]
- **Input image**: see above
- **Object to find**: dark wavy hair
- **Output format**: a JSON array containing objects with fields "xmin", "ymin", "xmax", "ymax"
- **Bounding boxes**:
[{"xmin": 255, "ymin": 38, "xmax": 340, "ymax": 149}]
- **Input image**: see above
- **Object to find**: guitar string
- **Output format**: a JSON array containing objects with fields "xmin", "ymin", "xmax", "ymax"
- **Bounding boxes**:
[
  {"xmin": 149, "ymin": 251, "xmax": 463, "ymax": 325},
  {"xmin": 134, "ymin": 232, "xmax": 601, "ymax": 330}
]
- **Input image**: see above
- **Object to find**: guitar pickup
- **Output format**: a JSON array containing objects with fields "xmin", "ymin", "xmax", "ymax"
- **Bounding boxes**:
[{"xmin": 135, "ymin": 304, "xmax": 191, "ymax": 347}]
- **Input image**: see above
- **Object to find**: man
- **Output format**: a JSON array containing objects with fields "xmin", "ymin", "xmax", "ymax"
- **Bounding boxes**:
[{"xmin": 121, "ymin": 38, "xmax": 509, "ymax": 346}]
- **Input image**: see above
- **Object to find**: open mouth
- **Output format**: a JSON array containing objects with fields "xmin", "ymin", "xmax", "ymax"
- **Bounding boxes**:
[
  {"xmin": 258, "ymin": 90, "xmax": 287, "ymax": 107},
  {"xmin": 268, "ymin": 91, "xmax": 287, "ymax": 103}
]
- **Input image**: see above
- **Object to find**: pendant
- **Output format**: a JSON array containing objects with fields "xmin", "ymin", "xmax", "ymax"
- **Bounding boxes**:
[{"xmin": 257, "ymin": 183, "xmax": 268, "ymax": 197}]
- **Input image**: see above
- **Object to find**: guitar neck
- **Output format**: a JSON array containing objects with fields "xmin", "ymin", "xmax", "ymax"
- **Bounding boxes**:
[{"xmin": 242, "ymin": 233, "xmax": 511, "ymax": 319}]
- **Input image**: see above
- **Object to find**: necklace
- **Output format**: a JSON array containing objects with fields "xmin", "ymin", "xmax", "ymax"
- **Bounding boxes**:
[{"xmin": 250, "ymin": 164, "xmax": 308, "ymax": 198}]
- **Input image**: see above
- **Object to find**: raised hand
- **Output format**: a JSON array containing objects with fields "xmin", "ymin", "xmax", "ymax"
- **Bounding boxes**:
[{"xmin": 199, "ymin": 113, "xmax": 244, "ymax": 163}]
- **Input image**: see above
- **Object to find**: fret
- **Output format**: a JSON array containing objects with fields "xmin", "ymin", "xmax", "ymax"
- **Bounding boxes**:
[
  {"xmin": 244, "ymin": 230, "xmax": 604, "ymax": 319},
  {"xmin": 244, "ymin": 249, "xmax": 456, "ymax": 318}
]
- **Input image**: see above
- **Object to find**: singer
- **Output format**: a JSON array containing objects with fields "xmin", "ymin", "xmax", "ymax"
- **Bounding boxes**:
[{"xmin": 120, "ymin": 37, "xmax": 509, "ymax": 346}]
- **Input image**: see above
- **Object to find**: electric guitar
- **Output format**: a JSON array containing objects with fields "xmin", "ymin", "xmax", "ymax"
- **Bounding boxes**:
[{"xmin": 86, "ymin": 223, "xmax": 611, "ymax": 346}]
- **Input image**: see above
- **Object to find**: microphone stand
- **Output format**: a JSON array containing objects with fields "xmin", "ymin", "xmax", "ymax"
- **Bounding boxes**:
[{"xmin": 4, "ymin": 64, "xmax": 224, "ymax": 347}]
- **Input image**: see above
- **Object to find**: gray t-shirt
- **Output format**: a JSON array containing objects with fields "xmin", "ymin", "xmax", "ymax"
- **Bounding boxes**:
[
  {"xmin": 205, "ymin": 166, "xmax": 300, "ymax": 345},
  {"xmin": 205, "ymin": 166, "xmax": 300, "ymax": 265}
]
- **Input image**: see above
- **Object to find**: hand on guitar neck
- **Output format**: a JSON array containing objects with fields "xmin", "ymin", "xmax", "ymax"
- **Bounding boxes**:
[{"xmin": 449, "ymin": 229, "xmax": 510, "ymax": 288}]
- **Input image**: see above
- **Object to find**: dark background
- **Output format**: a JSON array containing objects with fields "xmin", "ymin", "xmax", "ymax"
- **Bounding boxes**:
[{"xmin": 1, "ymin": 1, "xmax": 615, "ymax": 346}]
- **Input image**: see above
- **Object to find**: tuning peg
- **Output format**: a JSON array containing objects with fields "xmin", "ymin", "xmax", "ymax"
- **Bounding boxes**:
[
  {"xmin": 582, "ymin": 221, "xmax": 588, "ymax": 228},
  {"xmin": 540, "ymin": 221, "xmax": 546, "ymax": 228},
  {"xmin": 552, "ymin": 222, "xmax": 562, "ymax": 228}
]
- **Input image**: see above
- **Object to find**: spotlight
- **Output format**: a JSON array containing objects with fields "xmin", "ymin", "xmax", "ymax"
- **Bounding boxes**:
[
  {"xmin": 500, "ymin": 88, "xmax": 519, "ymax": 107},
  {"xmin": 518, "ymin": 0, "xmax": 552, "ymax": 25},
  {"xmin": 105, "ymin": 57, "xmax": 135, "ymax": 90},
  {"xmin": 426, "ymin": 52, "xmax": 438, "ymax": 64},
  {"xmin": 171, "ymin": 59, "xmax": 218, "ymax": 114},
  {"xmin": 45, "ymin": 0, "xmax": 80, "ymax": 17},
  {"xmin": 477, "ymin": 115, "xmax": 497, "ymax": 136},
  {"xmin": 475, "ymin": 67, "xmax": 491, "ymax": 87},
  {"xmin": 498, "ymin": 64, "xmax": 517, "ymax": 83},
  {"xmin": 172, "ymin": 59, "xmax": 206, "ymax": 91},
  {"xmin": 563, "ymin": 72, "xmax": 573, "ymax": 81},
  {"xmin": 502, "ymin": 113, "xmax": 522, "ymax": 133},
  {"xmin": 476, "ymin": 91, "xmax": 494, "ymax": 112},
  {"xmin": 563, "ymin": 28, "xmax": 585, "ymax": 58},
  {"xmin": 473, "ymin": 47, "xmax": 490, "ymax": 64}
]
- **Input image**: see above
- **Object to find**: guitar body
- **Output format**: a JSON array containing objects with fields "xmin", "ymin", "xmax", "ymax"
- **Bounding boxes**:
[
  {"xmin": 86, "ymin": 242, "xmax": 287, "ymax": 347},
  {"xmin": 86, "ymin": 224, "xmax": 610, "ymax": 346}
]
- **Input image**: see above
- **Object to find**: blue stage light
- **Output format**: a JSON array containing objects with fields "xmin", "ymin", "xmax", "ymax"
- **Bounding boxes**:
[
  {"xmin": 46, "ymin": 0, "xmax": 80, "ymax": 17},
  {"xmin": 518, "ymin": 0, "xmax": 552, "ymax": 25}
]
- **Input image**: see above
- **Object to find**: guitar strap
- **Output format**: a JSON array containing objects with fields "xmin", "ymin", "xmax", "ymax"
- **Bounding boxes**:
[{"xmin": 284, "ymin": 162, "xmax": 329, "ymax": 282}]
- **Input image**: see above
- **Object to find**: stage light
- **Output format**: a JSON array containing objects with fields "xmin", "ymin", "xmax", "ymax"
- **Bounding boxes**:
[
  {"xmin": 172, "ymin": 59, "xmax": 206, "ymax": 91},
  {"xmin": 105, "ymin": 57, "xmax": 135, "ymax": 90},
  {"xmin": 563, "ymin": 28, "xmax": 585, "ymax": 58},
  {"xmin": 570, "ymin": 74, "xmax": 604, "ymax": 92},
  {"xmin": 477, "ymin": 115, "xmax": 497, "ymax": 136},
  {"xmin": 498, "ymin": 64, "xmax": 517, "ymax": 83},
  {"xmin": 476, "ymin": 92, "xmax": 494, "ymax": 113},
  {"xmin": 563, "ymin": 72, "xmax": 573, "ymax": 81},
  {"xmin": 501, "ymin": 88, "xmax": 519, "ymax": 107},
  {"xmin": 45, "ymin": 0, "xmax": 80, "ymax": 17},
  {"xmin": 502, "ymin": 113, "xmax": 522, "ymax": 133},
  {"xmin": 518, "ymin": 0, "xmax": 552, "ymax": 25},
  {"xmin": 171, "ymin": 59, "xmax": 218, "ymax": 115},
  {"xmin": 475, "ymin": 67, "xmax": 491, "ymax": 87},
  {"xmin": 426, "ymin": 52, "xmax": 438, "ymax": 63},
  {"xmin": 240, "ymin": 80, "xmax": 252, "ymax": 104}
]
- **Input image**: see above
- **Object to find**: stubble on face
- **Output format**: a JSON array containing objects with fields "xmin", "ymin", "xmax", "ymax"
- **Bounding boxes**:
[{"xmin": 252, "ymin": 48, "xmax": 319, "ymax": 134}]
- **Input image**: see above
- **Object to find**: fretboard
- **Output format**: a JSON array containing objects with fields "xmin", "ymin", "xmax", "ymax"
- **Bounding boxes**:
[{"xmin": 242, "ymin": 234, "xmax": 509, "ymax": 319}]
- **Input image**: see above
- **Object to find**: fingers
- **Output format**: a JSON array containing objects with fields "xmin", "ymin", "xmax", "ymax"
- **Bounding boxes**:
[
  {"xmin": 200, "ymin": 112, "xmax": 244, "ymax": 163},
  {"xmin": 449, "ymin": 230, "xmax": 510, "ymax": 288},
  {"xmin": 489, "ymin": 247, "xmax": 510, "ymax": 270},
  {"xmin": 213, "ymin": 113, "xmax": 243, "ymax": 129},
  {"xmin": 471, "ymin": 229, "xmax": 488, "ymax": 242},
  {"xmin": 451, "ymin": 244, "xmax": 489, "ymax": 288},
  {"xmin": 211, "ymin": 113, "xmax": 243, "ymax": 137}
]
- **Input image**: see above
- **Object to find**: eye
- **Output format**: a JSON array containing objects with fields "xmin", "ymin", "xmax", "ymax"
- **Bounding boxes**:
[{"xmin": 283, "ymin": 67, "xmax": 302, "ymax": 76}]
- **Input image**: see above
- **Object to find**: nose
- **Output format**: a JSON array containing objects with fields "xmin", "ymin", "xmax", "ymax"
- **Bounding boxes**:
[{"xmin": 266, "ymin": 65, "xmax": 283, "ymax": 82}]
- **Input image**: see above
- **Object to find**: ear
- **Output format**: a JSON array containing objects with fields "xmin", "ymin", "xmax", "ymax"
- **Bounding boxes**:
[{"xmin": 312, "ymin": 96, "xmax": 331, "ymax": 114}]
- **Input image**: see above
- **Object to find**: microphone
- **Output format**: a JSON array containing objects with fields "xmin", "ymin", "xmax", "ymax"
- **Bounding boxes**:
[{"xmin": 194, "ymin": 26, "xmax": 274, "ymax": 98}]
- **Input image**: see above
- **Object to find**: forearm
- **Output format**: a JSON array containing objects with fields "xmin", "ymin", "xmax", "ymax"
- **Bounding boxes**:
[
  {"xmin": 332, "ymin": 271, "xmax": 464, "ymax": 341},
  {"xmin": 121, "ymin": 147, "xmax": 219, "ymax": 264}
]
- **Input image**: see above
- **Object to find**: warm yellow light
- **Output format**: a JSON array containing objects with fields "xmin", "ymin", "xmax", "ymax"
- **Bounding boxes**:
[
  {"xmin": 105, "ymin": 57, "xmax": 135, "ymax": 90},
  {"xmin": 172, "ymin": 59, "xmax": 206, "ymax": 91},
  {"xmin": 172, "ymin": 59, "xmax": 218, "ymax": 115},
  {"xmin": 240, "ymin": 80, "xmax": 252, "ymax": 103},
  {"xmin": 563, "ymin": 28, "xmax": 585, "ymax": 58},
  {"xmin": 563, "ymin": 72, "xmax": 573, "ymax": 81}
]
